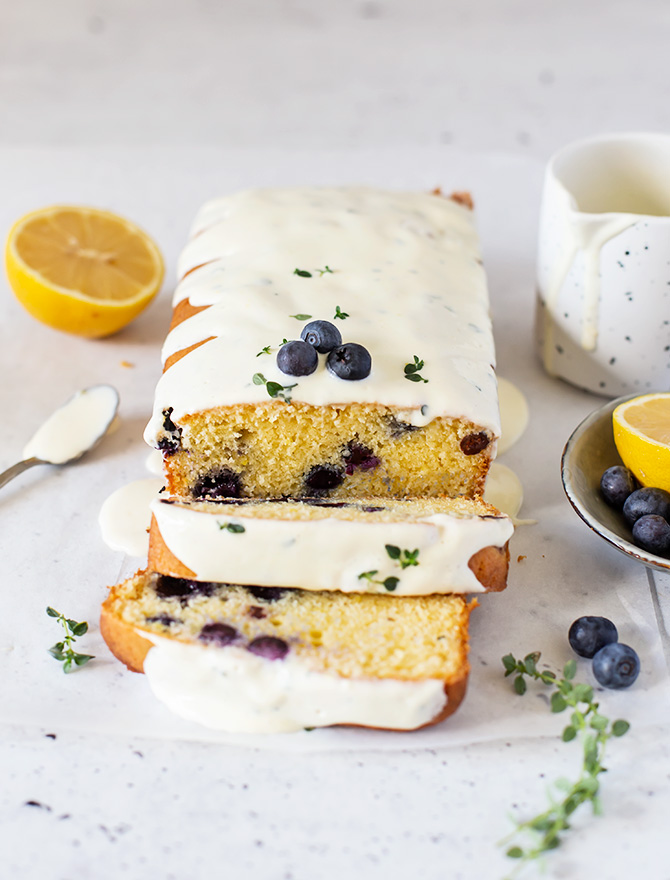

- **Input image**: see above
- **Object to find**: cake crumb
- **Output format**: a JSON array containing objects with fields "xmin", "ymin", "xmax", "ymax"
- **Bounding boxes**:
[
  {"xmin": 517, "ymin": 555, "xmax": 527, "ymax": 563},
  {"xmin": 120, "ymin": 360, "xmax": 134, "ymax": 368}
]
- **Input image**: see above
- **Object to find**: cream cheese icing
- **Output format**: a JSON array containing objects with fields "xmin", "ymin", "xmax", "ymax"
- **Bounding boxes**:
[
  {"xmin": 145, "ymin": 187, "xmax": 500, "ymax": 443},
  {"xmin": 151, "ymin": 498, "xmax": 512, "ymax": 594},
  {"xmin": 141, "ymin": 635, "xmax": 447, "ymax": 733},
  {"xmin": 24, "ymin": 384, "xmax": 119, "ymax": 465}
]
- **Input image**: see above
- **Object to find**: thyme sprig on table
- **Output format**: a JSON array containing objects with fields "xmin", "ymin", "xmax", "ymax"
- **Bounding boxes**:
[
  {"xmin": 46, "ymin": 607, "xmax": 94, "ymax": 673},
  {"xmin": 500, "ymin": 651, "xmax": 630, "ymax": 875},
  {"xmin": 404, "ymin": 355, "xmax": 428, "ymax": 383}
]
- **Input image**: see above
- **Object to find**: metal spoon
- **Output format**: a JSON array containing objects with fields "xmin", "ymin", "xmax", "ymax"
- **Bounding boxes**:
[{"xmin": 0, "ymin": 385, "xmax": 120, "ymax": 490}]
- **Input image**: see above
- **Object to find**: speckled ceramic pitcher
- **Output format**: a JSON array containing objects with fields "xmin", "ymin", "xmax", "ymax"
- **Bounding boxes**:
[{"xmin": 535, "ymin": 132, "xmax": 670, "ymax": 397}]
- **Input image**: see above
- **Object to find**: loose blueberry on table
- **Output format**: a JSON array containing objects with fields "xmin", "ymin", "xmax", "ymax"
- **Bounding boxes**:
[
  {"xmin": 592, "ymin": 642, "xmax": 640, "ymax": 689},
  {"xmin": 568, "ymin": 616, "xmax": 618, "ymax": 658}
]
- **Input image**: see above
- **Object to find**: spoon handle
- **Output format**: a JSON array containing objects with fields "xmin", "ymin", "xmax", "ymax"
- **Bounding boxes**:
[{"xmin": 0, "ymin": 457, "xmax": 49, "ymax": 490}]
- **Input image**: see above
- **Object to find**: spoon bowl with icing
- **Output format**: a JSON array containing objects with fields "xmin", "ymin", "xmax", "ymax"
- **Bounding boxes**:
[
  {"xmin": 561, "ymin": 392, "xmax": 670, "ymax": 573},
  {"xmin": 0, "ymin": 385, "xmax": 119, "ymax": 489}
]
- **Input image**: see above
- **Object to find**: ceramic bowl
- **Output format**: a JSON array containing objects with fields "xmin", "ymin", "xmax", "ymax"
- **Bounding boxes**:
[{"xmin": 561, "ymin": 392, "xmax": 670, "ymax": 572}]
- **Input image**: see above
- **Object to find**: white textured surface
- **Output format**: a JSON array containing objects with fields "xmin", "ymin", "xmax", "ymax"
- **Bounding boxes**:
[{"xmin": 3, "ymin": 2, "xmax": 670, "ymax": 877}]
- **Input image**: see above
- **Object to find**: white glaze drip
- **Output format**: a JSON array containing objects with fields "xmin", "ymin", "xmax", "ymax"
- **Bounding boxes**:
[
  {"xmin": 99, "ymin": 478, "xmax": 163, "ymax": 556},
  {"xmin": 142, "ymin": 636, "xmax": 447, "ymax": 733},
  {"xmin": 497, "ymin": 378, "xmax": 529, "ymax": 456},
  {"xmin": 151, "ymin": 498, "xmax": 513, "ymax": 594},
  {"xmin": 145, "ymin": 187, "xmax": 500, "ymax": 443}
]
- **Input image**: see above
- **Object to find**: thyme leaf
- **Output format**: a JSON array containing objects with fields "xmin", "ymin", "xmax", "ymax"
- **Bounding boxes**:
[{"xmin": 46, "ymin": 607, "xmax": 94, "ymax": 673}]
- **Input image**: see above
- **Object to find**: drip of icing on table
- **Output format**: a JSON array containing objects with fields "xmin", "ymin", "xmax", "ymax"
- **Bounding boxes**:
[{"xmin": 23, "ymin": 385, "xmax": 119, "ymax": 464}]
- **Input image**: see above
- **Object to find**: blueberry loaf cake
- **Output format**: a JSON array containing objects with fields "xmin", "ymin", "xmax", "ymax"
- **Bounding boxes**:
[
  {"xmin": 101, "ymin": 570, "xmax": 474, "ymax": 732},
  {"xmin": 144, "ymin": 187, "xmax": 500, "ymax": 501},
  {"xmin": 148, "ymin": 495, "xmax": 513, "ymax": 594}
]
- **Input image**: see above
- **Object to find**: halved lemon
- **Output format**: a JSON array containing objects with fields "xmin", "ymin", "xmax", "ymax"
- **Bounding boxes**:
[
  {"xmin": 613, "ymin": 393, "xmax": 670, "ymax": 491},
  {"xmin": 5, "ymin": 205, "xmax": 164, "ymax": 338}
]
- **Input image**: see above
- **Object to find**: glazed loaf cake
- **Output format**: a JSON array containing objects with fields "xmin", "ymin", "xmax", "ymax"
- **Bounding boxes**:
[
  {"xmin": 101, "ymin": 570, "xmax": 474, "ymax": 732},
  {"xmin": 144, "ymin": 187, "xmax": 500, "ymax": 501},
  {"xmin": 148, "ymin": 495, "xmax": 513, "ymax": 594}
]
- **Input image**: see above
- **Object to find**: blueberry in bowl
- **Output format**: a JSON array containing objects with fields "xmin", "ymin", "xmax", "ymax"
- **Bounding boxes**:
[{"xmin": 561, "ymin": 393, "xmax": 670, "ymax": 572}]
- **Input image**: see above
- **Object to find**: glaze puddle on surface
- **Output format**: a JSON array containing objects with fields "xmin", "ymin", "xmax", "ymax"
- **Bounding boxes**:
[
  {"xmin": 23, "ymin": 384, "xmax": 119, "ymax": 464},
  {"xmin": 99, "ymin": 477, "xmax": 163, "ymax": 556}
]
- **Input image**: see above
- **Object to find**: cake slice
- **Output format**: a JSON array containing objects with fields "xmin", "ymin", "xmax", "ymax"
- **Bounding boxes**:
[
  {"xmin": 144, "ymin": 187, "xmax": 500, "ymax": 501},
  {"xmin": 148, "ymin": 495, "xmax": 513, "ymax": 594},
  {"xmin": 101, "ymin": 570, "xmax": 474, "ymax": 733}
]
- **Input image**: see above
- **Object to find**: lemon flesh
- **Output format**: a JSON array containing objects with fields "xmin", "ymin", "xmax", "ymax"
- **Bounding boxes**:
[
  {"xmin": 613, "ymin": 393, "xmax": 670, "ymax": 491},
  {"xmin": 5, "ymin": 205, "xmax": 164, "ymax": 338}
]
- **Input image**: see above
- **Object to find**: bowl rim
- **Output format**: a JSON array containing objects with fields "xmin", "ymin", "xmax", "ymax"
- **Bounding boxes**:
[{"xmin": 561, "ymin": 392, "xmax": 670, "ymax": 573}]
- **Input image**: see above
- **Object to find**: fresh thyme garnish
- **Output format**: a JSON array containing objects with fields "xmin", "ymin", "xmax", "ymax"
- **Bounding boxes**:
[
  {"xmin": 358, "ymin": 571, "xmax": 400, "ymax": 592},
  {"xmin": 500, "ymin": 651, "xmax": 630, "ymax": 873},
  {"xmin": 404, "ymin": 355, "xmax": 428, "ymax": 383},
  {"xmin": 289, "ymin": 313, "xmax": 312, "ymax": 320},
  {"xmin": 333, "ymin": 305, "xmax": 349, "ymax": 320},
  {"xmin": 256, "ymin": 345, "xmax": 272, "ymax": 357},
  {"xmin": 218, "ymin": 522, "xmax": 246, "ymax": 533},
  {"xmin": 252, "ymin": 372, "xmax": 297, "ymax": 402},
  {"xmin": 318, "ymin": 265, "xmax": 334, "ymax": 276},
  {"xmin": 46, "ymin": 607, "xmax": 94, "ymax": 673},
  {"xmin": 385, "ymin": 545, "xmax": 419, "ymax": 568},
  {"xmin": 293, "ymin": 268, "xmax": 312, "ymax": 278}
]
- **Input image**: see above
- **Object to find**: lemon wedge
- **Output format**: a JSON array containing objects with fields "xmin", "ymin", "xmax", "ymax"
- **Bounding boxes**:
[
  {"xmin": 5, "ymin": 205, "xmax": 164, "ymax": 338},
  {"xmin": 612, "ymin": 393, "xmax": 670, "ymax": 491}
]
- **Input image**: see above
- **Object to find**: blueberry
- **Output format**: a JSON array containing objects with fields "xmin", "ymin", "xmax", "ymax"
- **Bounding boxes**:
[
  {"xmin": 199, "ymin": 622, "xmax": 239, "ymax": 646},
  {"xmin": 460, "ymin": 432, "xmax": 490, "ymax": 456},
  {"xmin": 276, "ymin": 340, "xmax": 318, "ymax": 376},
  {"xmin": 592, "ymin": 642, "xmax": 640, "ymax": 688},
  {"xmin": 568, "ymin": 616, "xmax": 618, "ymax": 658},
  {"xmin": 246, "ymin": 586, "xmax": 288, "ymax": 603},
  {"xmin": 145, "ymin": 614, "xmax": 178, "ymax": 627},
  {"xmin": 303, "ymin": 464, "xmax": 345, "ymax": 494},
  {"xmin": 193, "ymin": 468, "xmax": 241, "ymax": 500},
  {"xmin": 158, "ymin": 407, "xmax": 182, "ymax": 455},
  {"xmin": 301, "ymin": 320, "xmax": 342, "ymax": 353},
  {"xmin": 600, "ymin": 465, "xmax": 638, "ymax": 509},
  {"xmin": 154, "ymin": 575, "xmax": 217, "ymax": 603},
  {"xmin": 343, "ymin": 442, "xmax": 380, "ymax": 474},
  {"xmin": 632, "ymin": 514, "xmax": 670, "ymax": 556},
  {"xmin": 622, "ymin": 486, "xmax": 670, "ymax": 527},
  {"xmin": 326, "ymin": 343, "xmax": 372, "ymax": 380},
  {"xmin": 248, "ymin": 636, "xmax": 289, "ymax": 660}
]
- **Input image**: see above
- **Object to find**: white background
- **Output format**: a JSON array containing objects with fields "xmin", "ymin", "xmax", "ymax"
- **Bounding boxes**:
[{"xmin": 1, "ymin": 2, "xmax": 670, "ymax": 879}]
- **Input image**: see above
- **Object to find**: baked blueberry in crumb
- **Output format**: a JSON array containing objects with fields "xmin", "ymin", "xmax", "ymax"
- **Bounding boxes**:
[
  {"xmin": 303, "ymin": 464, "xmax": 345, "ymax": 494},
  {"xmin": 276, "ymin": 339, "xmax": 319, "ymax": 376},
  {"xmin": 193, "ymin": 468, "xmax": 242, "ymax": 500},
  {"xmin": 199, "ymin": 622, "xmax": 239, "ymax": 646},
  {"xmin": 301, "ymin": 320, "xmax": 342, "ymax": 353},
  {"xmin": 460, "ymin": 432, "xmax": 490, "ymax": 455},
  {"xmin": 343, "ymin": 442, "xmax": 380, "ymax": 474},
  {"xmin": 387, "ymin": 416, "xmax": 419, "ymax": 437},
  {"xmin": 154, "ymin": 575, "xmax": 218, "ymax": 602},
  {"xmin": 146, "ymin": 614, "xmax": 178, "ymax": 627},
  {"xmin": 326, "ymin": 343, "xmax": 372, "ymax": 380},
  {"xmin": 247, "ymin": 606, "xmax": 267, "ymax": 619},
  {"xmin": 157, "ymin": 407, "xmax": 182, "ymax": 455},
  {"xmin": 248, "ymin": 636, "xmax": 289, "ymax": 660},
  {"xmin": 246, "ymin": 586, "xmax": 287, "ymax": 603}
]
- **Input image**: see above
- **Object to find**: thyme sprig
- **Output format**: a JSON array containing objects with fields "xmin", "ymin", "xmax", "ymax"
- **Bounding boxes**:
[
  {"xmin": 334, "ymin": 305, "xmax": 349, "ymax": 320},
  {"xmin": 253, "ymin": 372, "xmax": 297, "ymax": 402},
  {"xmin": 385, "ymin": 545, "xmax": 419, "ymax": 569},
  {"xmin": 46, "ymin": 607, "xmax": 94, "ymax": 673},
  {"xmin": 404, "ymin": 355, "xmax": 428, "ymax": 383},
  {"xmin": 358, "ymin": 571, "xmax": 399, "ymax": 592},
  {"xmin": 500, "ymin": 651, "xmax": 630, "ymax": 874},
  {"xmin": 217, "ymin": 522, "xmax": 246, "ymax": 533}
]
